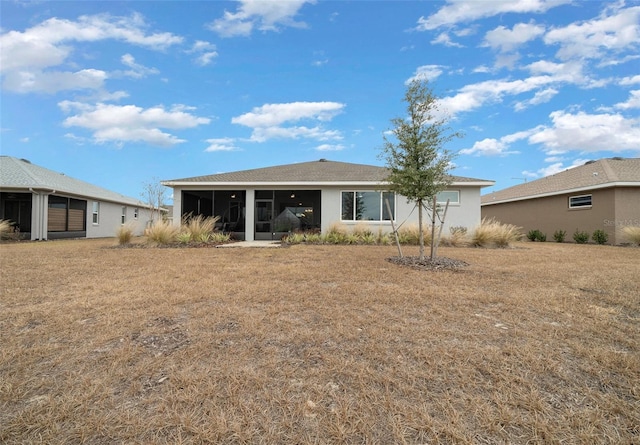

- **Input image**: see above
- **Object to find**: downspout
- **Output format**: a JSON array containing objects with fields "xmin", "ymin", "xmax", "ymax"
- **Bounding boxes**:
[{"xmin": 29, "ymin": 188, "xmax": 56, "ymax": 241}]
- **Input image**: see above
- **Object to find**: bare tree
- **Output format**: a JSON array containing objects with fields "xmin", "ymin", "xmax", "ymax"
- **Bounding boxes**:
[
  {"xmin": 380, "ymin": 79, "xmax": 461, "ymax": 260},
  {"xmin": 140, "ymin": 177, "xmax": 168, "ymax": 224}
]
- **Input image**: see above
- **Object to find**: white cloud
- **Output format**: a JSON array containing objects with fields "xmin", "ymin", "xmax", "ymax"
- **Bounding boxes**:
[
  {"xmin": 0, "ymin": 13, "xmax": 182, "ymax": 93},
  {"xmin": 2, "ymin": 68, "xmax": 108, "ymax": 94},
  {"xmin": 118, "ymin": 54, "xmax": 159, "ymax": 78},
  {"xmin": 528, "ymin": 110, "xmax": 640, "ymax": 152},
  {"xmin": 440, "ymin": 75, "xmax": 559, "ymax": 116},
  {"xmin": 406, "ymin": 65, "xmax": 446, "ymax": 84},
  {"xmin": 208, "ymin": 0, "xmax": 315, "ymax": 37},
  {"xmin": 514, "ymin": 88, "xmax": 559, "ymax": 111},
  {"xmin": 232, "ymin": 101, "xmax": 344, "ymax": 127},
  {"xmin": 316, "ymin": 144, "xmax": 345, "ymax": 151},
  {"xmin": 430, "ymin": 32, "xmax": 464, "ymax": 48},
  {"xmin": 415, "ymin": 0, "xmax": 570, "ymax": 31},
  {"xmin": 187, "ymin": 41, "xmax": 218, "ymax": 66},
  {"xmin": 482, "ymin": 22, "xmax": 545, "ymax": 53},
  {"xmin": 60, "ymin": 102, "xmax": 210, "ymax": 147},
  {"xmin": 614, "ymin": 90, "xmax": 640, "ymax": 110},
  {"xmin": 459, "ymin": 128, "xmax": 536, "ymax": 156},
  {"xmin": 205, "ymin": 138, "xmax": 239, "ymax": 152},
  {"xmin": 620, "ymin": 75, "xmax": 640, "ymax": 85},
  {"xmin": 544, "ymin": 5, "xmax": 640, "ymax": 61},
  {"xmin": 523, "ymin": 158, "xmax": 589, "ymax": 178}
]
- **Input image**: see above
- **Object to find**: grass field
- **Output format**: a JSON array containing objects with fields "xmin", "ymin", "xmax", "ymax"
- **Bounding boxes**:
[{"xmin": 1, "ymin": 239, "xmax": 638, "ymax": 444}]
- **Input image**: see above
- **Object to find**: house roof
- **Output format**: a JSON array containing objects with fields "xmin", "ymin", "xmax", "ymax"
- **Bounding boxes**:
[
  {"xmin": 482, "ymin": 157, "xmax": 640, "ymax": 206},
  {"xmin": 163, "ymin": 159, "xmax": 494, "ymax": 187},
  {"xmin": 0, "ymin": 156, "xmax": 146, "ymax": 207}
]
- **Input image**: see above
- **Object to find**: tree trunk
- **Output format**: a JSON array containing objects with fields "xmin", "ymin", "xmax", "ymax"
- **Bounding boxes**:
[
  {"xmin": 418, "ymin": 199, "xmax": 424, "ymax": 260},
  {"xmin": 430, "ymin": 195, "xmax": 437, "ymax": 260}
]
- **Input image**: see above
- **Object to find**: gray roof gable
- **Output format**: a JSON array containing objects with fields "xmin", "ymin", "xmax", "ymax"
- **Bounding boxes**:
[
  {"xmin": 1, "ymin": 156, "xmax": 146, "ymax": 207},
  {"xmin": 164, "ymin": 159, "xmax": 493, "ymax": 186},
  {"xmin": 482, "ymin": 157, "xmax": 640, "ymax": 205}
]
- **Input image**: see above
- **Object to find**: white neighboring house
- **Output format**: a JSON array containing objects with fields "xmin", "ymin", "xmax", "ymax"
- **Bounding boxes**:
[
  {"xmin": 162, "ymin": 159, "xmax": 494, "ymax": 241},
  {"xmin": 0, "ymin": 156, "xmax": 153, "ymax": 240}
]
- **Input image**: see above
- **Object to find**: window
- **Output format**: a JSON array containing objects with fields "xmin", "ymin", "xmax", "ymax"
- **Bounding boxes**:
[
  {"xmin": 134, "ymin": 208, "xmax": 138, "ymax": 219},
  {"xmin": 436, "ymin": 190, "xmax": 460, "ymax": 205},
  {"xmin": 121, "ymin": 206, "xmax": 127, "ymax": 224},
  {"xmin": 92, "ymin": 202, "xmax": 100, "ymax": 224},
  {"xmin": 341, "ymin": 191, "xmax": 395, "ymax": 221},
  {"xmin": 569, "ymin": 194, "xmax": 592, "ymax": 208}
]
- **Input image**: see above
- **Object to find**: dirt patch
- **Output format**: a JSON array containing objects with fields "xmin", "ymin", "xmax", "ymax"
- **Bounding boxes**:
[{"xmin": 386, "ymin": 255, "xmax": 469, "ymax": 271}]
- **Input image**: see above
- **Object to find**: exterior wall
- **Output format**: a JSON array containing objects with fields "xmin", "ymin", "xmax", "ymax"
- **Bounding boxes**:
[
  {"xmin": 612, "ymin": 187, "xmax": 640, "ymax": 244},
  {"xmin": 482, "ymin": 187, "xmax": 620, "ymax": 243},
  {"xmin": 322, "ymin": 186, "xmax": 482, "ymax": 233},
  {"xmin": 172, "ymin": 185, "xmax": 484, "ymax": 241},
  {"xmin": 86, "ymin": 200, "xmax": 147, "ymax": 238}
]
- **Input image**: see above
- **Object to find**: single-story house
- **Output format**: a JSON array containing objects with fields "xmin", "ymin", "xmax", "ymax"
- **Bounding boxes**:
[
  {"xmin": 161, "ymin": 159, "xmax": 494, "ymax": 241},
  {"xmin": 481, "ymin": 157, "xmax": 640, "ymax": 244},
  {"xmin": 0, "ymin": 156, "xmax": 151, "ymax": 240}
]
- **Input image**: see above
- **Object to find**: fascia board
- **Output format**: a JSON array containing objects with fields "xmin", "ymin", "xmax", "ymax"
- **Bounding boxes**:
[
  {"xmin": 481, "ymin": 181, "xmax": 639, "ymax": 206},
  {"xmin": 162, "ymin": 180, "xmax": 494, "ymax": 188}
]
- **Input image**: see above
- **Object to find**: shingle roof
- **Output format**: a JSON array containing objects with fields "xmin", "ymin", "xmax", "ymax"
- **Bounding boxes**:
[
  {"xmin": 0, "ymin": 156, "xmax": 146, "ymax": 206},
  {"xmin": 163, "ymin": 159, "xmax": 493, "ymax": 186},
  {"xmin": 482, "ymin": 157, "xmax": 640, "ymax": 205}
]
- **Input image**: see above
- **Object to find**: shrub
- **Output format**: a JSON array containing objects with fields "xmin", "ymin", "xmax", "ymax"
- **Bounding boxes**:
[
  {"xmin": 592, "ymin": 229, "xmax": 608, "ymax": 245},
  {"xmin": 209, "ymin": 232, "xmax": 231, "ymax": 244},
  {"xmin": 553, "ymin": 229, "xmax": 566, "ymax": 243},
  {"xmin": 183, "ymin": 215, "xmax": 219, "ymax": 240},
  {"xmin": 352, "ymin": 223, "xmax": 373, "ymax": 238},
  {"xmin": 622, "ymin": 226, "xmax": 640, "ymax": 246},
  {"xmin": 527, "ymin": 229, "xmax": 546, "ymax": 242},
  {"xmin": 145, "ymin": 220, "xmax": 180, "ymax": 245},
  {"xmin": 397, "ymin": 224, "xmax": 432, "ymax": 245},
  {"xmin": 0, "ymin": 219, "xmax": 19, "ymax": 241},
  {"xmin": 176, "ymin": 232, "xmax": 192, "ymax": 244},
  {"xmin": 573, "ymin": 229, "xmax": 589, "ymax": 244},
  {"xmin": 115, "ymin": 221, "xmax": 136, "ymax": 245},
  {"xmin": 471, "ymin": 218, "xmax": 522, "ymax": 248},
  {"xmin": 441, "ymin": 226, "xmax": 468, "ymax": 247}
]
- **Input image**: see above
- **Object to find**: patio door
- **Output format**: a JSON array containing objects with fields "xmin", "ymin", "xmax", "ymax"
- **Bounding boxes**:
[{"xmin": 255, "ymin": 199, "xmax": 273, "ymax": 240}]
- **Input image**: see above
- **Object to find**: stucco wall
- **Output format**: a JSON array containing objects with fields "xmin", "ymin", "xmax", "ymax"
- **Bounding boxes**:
[
  {"xmin": 613, "ymin": 187, "xmax": 640, "ymax": 244},
  {"xmin": 86, "ymin": 201, "xmax": 147, "ymax": 238},
  {"xmin": 481, "ymin": 187, "xmax": 627, "ymax": 243},
  {"xmin": 171, "ymin": 185, "xmax": 484, "ymax": 241}
]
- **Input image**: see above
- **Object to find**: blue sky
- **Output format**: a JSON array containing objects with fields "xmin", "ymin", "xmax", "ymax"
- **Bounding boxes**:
[{"xmin": 2, "ymin": 0, "xmax": 639, "ymax": 202}]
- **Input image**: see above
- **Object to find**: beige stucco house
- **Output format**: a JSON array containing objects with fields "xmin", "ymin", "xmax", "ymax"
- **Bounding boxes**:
[
  {"xmin": 1, "ymin": 156, "xmax": 151, "ymax": 240},
  {"xmin": 162, "ymin": 159, "xmax": 494, "ymax": 241},
  {"xmin": 481, "ymin": 157, "xmax": 640, "ymax": 244}
]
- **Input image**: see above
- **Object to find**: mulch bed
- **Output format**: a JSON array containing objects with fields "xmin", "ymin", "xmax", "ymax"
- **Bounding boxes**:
[{"xmin": 386, "ymin": 255, "xmax": 469, "ymax": 271}]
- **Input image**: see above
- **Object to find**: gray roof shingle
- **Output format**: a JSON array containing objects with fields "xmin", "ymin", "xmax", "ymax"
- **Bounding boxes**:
[
  {"xmin": 1, "ymin": 156, "xmax": 146, "ymax": 206},
  {"xmin": 163, "ymin": 159, "xmax": 493, "ymax": 185},
  {"xmin": 482, "ymin": 157, "xmax": 640, "ymax": 205}
]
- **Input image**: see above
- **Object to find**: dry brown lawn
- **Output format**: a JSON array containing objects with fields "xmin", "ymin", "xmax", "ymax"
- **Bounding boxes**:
[{"xmin": 1, "ymin": 239, "xmax": 638, "ymax": 444}]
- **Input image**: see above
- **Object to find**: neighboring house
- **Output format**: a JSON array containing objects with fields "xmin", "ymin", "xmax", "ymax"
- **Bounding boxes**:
[
  {"xmin": 0, "ymin": 156, "xmax": 151, "ymax": 240},
  {"xmin": 481, "ymin": 157, "xmax": 640, "ymax": 244},
  {"xmin": 162, "ymin": 159, "xmax": 494, "ymax": 241}
]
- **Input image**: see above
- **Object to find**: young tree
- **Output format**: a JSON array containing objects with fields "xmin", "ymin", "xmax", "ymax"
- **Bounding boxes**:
[
  {"xmin": 141, "ymin": 177, "xmax": 168, "ymax": 224},
  {"xmin": 380, "ymin": 79, "xmax": 461, "ymax": 260}
]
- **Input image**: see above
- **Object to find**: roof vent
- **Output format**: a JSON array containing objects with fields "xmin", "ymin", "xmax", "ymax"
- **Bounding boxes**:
[
  {"xmin": 611, "ymin": 156, "xmax": 623, "ymax": 161},
  {"xmin": 319, "ymin": 158, "xmax": 327, "ymax": 162},
  {"xmin": 584, "ymin": 160, "xmax": 596, "ymax": 165},
  {"xmin": 20, "ymin": 158, "xmax": 31, "ymax": 164}
]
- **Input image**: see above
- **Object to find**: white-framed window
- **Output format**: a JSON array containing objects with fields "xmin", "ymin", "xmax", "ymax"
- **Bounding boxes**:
[
  {"xmin": 341, "ymin": 191, "xmax": 395, "ymax": 221},
  {"xmin": 92, "ymin": 201, "xmax": 100, "ymax": 224},
  {"xmin": 121, "ymin": 206, "xmax": 127, "ymax": 224},
  {"xmin": 134, "ymin": 208, "xmax": 139, "ymax": 219},
  {"xmin": 569, "ymin": 194, "xmax": 592, "ymax": 209},
  {"xmin": 436, "ymin": 190, "xmax": 460, "ymax": 205}
]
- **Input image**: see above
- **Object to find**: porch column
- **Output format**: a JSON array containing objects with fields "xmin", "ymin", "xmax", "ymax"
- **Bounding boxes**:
[{"xmin": 245, "ymin": 189, "xmax": 255, "ymax": 241}]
